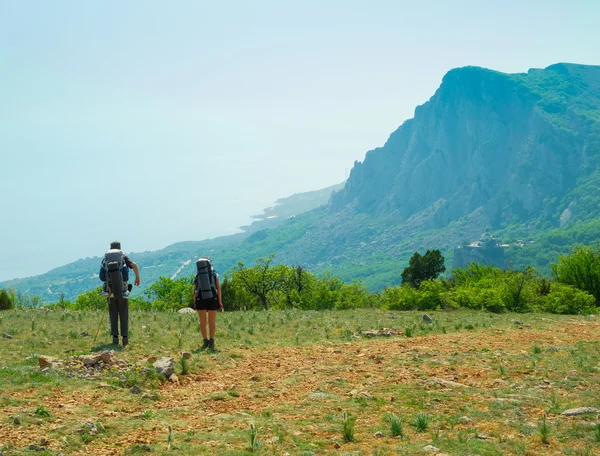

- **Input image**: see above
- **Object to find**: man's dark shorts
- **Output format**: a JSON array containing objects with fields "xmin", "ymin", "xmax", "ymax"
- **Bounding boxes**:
[{"xmin": 194, "ymin": 298, "xmax": 220, "ymax": 311}]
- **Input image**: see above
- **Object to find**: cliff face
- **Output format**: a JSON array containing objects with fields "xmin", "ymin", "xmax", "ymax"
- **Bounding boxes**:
[{"xmin": 331, "ymin": 64, "xmax": 600, "ymax": 227}]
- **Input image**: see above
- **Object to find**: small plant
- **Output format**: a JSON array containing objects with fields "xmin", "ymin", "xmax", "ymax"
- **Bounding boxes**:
[
  {"xmin": 141, "ymin": 409, "xmax": 154, "ymax": 420},
  {"xmin": 533, "ymin": 344, "xmax": 542, "ymax": 355},
  {"xmin": 177, "ymin": 332, "xmax": 183, "ymax": 349},
  {"xmin": 384, "ymin": 413, "xmax": 404, "ymax": 438},
  {"xmin": 539, "ymin": 415, "xmax": 551, "ymax": 444},
  {"xmin": 547, "ymin": 394, "xmax": 561, "ymax": 414},
  {"xmin": 464, "ymin": 323, "xmax": 475, "ymax": 330},
  {"xmin": 498, "ymin": 365, "xmax": 507, "ymax": 376},
  {"xmin": 404, "ymin": 326, "xmax": 414, "ymax": 338},
  {"xmin": 342, "ymin": 413, "xmax": 356, "ymax": 442},
  {"xmin": 31, "ymin": 320, "xmax": 35, "ymax": 331},
  {"xmin": 167, "ymin": 424, "xmax": 173, "ymax": 450},
  {"xmin": 180, "ymin": 357, "xmax": 189, "ymax": 375},
  {"xmin": 295, "ymin": 333, "xmax": 300, "ymax": 345},
  {"xmin": 227, "ymin": 390, "xmax": 239, "ymax": 397},
  {"xmin": 595, "ymin": 423, "xmax": 600, "ymax": 443},
  {"xmin": 34, "ymin": 406, "xmax": 50, "ymax": 417},
  {"xmin": 249, "ymin": 422, "xmax": 259, "ymax": 451},
  {"xmin": 411, "ymin": 413, "xmax": 429, "ymax": 432}
]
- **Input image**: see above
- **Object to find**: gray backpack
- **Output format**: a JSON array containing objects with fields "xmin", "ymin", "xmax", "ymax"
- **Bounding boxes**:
[
  {"xmin": 100, "ymin": 249, "xmax": 129, "ymax": 299},
  {"xmin": 195, "ymin": 258, "xmax": 216, "ymax": 301}
]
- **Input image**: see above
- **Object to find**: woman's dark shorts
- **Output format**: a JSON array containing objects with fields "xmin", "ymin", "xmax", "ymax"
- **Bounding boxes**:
[{"xmin": 194, "ymin": 298, "xmax": 220, "ymax": 311}]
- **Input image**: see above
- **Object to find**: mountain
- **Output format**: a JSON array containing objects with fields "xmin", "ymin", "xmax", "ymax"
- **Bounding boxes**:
[{"xmin": 3, "ymin": 63, "xmax": 600, "ymax": 301}]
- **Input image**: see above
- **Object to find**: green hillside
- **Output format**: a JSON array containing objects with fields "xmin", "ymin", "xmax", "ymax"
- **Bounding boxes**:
[{"xmin": 3, "ymin": 63, "xmax": 600, "ymax": 301}]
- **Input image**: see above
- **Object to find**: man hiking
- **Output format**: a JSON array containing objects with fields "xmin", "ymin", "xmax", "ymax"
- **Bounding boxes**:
[
  {"xmin": 193, "ymin": 257, "xmax": 223, "ymax": 352},
  {"xmin": 99, "ymin": 241, "xmax": 140, "ymax": 347}
]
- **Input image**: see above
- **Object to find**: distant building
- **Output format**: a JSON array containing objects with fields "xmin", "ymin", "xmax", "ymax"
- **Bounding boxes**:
[{"xmin": 453, "ymin": 228, "xmax": 509, "ymax": 269}]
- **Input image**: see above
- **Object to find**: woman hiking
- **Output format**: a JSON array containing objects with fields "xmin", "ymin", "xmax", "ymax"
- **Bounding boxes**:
[{"xmin": 193, "ymin": 257, "xmax": 223, "ymax": 352}]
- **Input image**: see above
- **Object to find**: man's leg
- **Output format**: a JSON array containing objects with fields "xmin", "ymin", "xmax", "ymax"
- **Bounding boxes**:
[
  {"xmin": 119, "ymin": 298, "xmax": 129, "ymax": 346},
  {"xmin": 108, "ymin": 298, "xmax": 119, "ymax": 344},
  {"xmin": 208, "ymin": 310, "xmax": 217, "ymax": 351}
]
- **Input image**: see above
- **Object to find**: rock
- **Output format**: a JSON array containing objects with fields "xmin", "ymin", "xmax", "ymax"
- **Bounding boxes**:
[
  {"xmin": 2, "ymin": 332, "xmax": 13, "ymax": 339},
  {"xmin": 142, "ymin": 393, "xmax": 159, "ymax": 401},
  {"xmin": 13, "ymin": 416, "xmax": 21, "ymax": 425},
  {"xmin": 168, "ymin": 374, "xmax": 179, "ymax": 383},
  {"xmin": 561, "ymin": 407, "xmax": 599, "ymax": 417},
  {"xmin": 130, "ymin": 385, "xmax": 142, "ymax": 394},
  {"xmin": 27, "ymin": 445, "xmax": 46, "ymax": 451},
  {"xmin": 423, "ymin": 445, "xmax": 439, "ymax": 453},
  {"xmin": 178, "ymin": 307, "xmax": 196, "ymax": 314},
  {"xmin": 422, "ymin": 314, "xmax": 433, "ymax": 323},
  {"xmin": 147, "ymin": 356, "xmax": 158, "ymax": 364},
  {"xmin": 99, "ymin": 350, "xmax": 116, "ymax": 365},
  {"xmin": 514, "ymin": 320, "xmax": 523, "ymax": 325},
  {"xmin": 363, "ymin": 328, "xmax": 398, "ymax": 337},
  {"xmin": 182, "ymin": 352, "xmax": 192, "ymax": 360},
  {"xmin": 38, "ymin": 356, "xmax": 61, "ymax": 369},
  {"xmin": 428, "ymin": 377, "xmax": 469, "ymax": 388},
  {"xmin": 139, "ymin": 445, "xmax": 152, "ymax": 452},
  {"xmin": 153, "ymin": 357, "xmax": 175, "ymax": 378},
  {"xmin": 374, "ymin": 431, "xmax": 384, "ymax": 438},
  {"xmin": 85, "ymin": 422, "xmax": 98, "ymax": 435},
  {"xmin": 80, "ymin": 332, "xmax": 90, "ymax": 337},
  {"xmin": 458, "ymin": 416, "xmax": 472, "ymax": 424},
  {"xmin": 81, "ymin": 354, "xmax": 101, "ymax": 366},
  {"xmin": 358, "ymin": 391, "xmax": 373, "ymax": 399}
]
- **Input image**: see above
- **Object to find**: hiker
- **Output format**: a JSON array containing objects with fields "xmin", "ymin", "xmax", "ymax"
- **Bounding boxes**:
[
  {"xmin": 193, "ymin": 257, "xmax": 223, "ymax": 352},
  {"xmin": 99, "ymin": 241, "xmax": 141, "ymax": 347}
]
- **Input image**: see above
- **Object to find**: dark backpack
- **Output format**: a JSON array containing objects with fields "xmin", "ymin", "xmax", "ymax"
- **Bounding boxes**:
[
  {"xmin": 195, "ymin": 258, "xmax": 216, "ymax": 301},
  {"xmin": 99, "ymin": 249, "xmax": 129, "ymax": 299}
]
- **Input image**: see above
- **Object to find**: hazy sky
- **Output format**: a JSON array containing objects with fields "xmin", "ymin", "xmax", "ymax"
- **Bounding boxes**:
[{"xmin": 1, "ymin": 0, "xmax": 599, "ymax": 281}]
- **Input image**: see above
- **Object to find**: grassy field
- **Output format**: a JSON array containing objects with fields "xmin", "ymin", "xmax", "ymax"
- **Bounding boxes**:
[{"xmin": 0, "ymin": 308, "xmax": 599, "ymax": 455}]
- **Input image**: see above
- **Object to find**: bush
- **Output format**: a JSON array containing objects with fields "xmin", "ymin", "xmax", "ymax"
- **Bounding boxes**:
[
  {"xmin": 381, "ymin": 285, "xmax": 420, "ymax": 311},
  {"xmin": 552, "ymin": 245, "xmax": 600, "ymax": 305},
  {"xmin": 0, "ymin": 289, "xmax": 14, "ymax": 310},
  {"xmin": 538, "ymin": 283, "xmax": 596, "ymax": 315},
  {"xmin": 73, "ymin": 287, "xmax": 106, "ymax": 310}
]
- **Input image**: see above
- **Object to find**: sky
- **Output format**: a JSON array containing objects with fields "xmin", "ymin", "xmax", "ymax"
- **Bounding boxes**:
[{"xmin": 1, "ymin": 0, "xmax": 599, "ymax": 281}]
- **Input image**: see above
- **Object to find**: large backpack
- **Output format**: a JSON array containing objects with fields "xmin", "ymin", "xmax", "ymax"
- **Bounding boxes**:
[
  {"xmin": 195, "ymin": 258, "xmax": 217, "ymax": 301},
  {"xmin": 99, "ymin": 249, "xmax": 129, "ymax": 299}
]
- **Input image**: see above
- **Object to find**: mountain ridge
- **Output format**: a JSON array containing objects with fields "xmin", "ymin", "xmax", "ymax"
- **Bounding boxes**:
[{"xmin": 3, "ymin": 62, "xmax": 600, "ymax": 301}]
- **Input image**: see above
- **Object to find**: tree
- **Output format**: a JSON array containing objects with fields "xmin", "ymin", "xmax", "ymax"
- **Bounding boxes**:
[
  {"xmin": 401, "ymin": 250, "xmax": 446, "ymax": 288},
  {"xmin": 144, "ymin": 275, "xmax": 194, "ymax": 309},
  {"xmin": 0, "ymin": 289, "xmax": 14, "ymax": 310},
  {"xmin": 230, "ymin": 254, "xmax": 280, "ymax": 309}
]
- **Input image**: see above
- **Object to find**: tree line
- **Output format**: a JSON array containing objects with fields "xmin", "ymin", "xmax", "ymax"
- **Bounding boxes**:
[{"xmin": 2, "ymin": 246, "xmax": 600, "ymax": 315}]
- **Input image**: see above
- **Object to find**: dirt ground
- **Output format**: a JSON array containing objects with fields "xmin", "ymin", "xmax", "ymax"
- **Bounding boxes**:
[{"xmin": 2, "ymin": 319, "xmax": 600, "ymax": 455}]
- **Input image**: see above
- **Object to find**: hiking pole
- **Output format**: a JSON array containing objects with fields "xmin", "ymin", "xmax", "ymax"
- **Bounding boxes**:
[{"xmin": 93, "ymin": 297, "xmax": 109, "ymax": 344}]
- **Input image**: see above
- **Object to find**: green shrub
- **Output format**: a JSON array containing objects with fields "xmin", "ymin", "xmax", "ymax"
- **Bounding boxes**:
[
  {"xmin": 381, "ymin": 285, "xmax": 420, "ymax": 310},
  {"xmin": 0, "ymin": 289, "xmax": 14, "ymax": 311},
  {"xmin": 538, "ymin": 283, "xmax": 596, "ymax": 315},
  {"xmin": 73, "ymin": 287, "xmax": 106, "ymax": 310},
  {"xmin": 552, "ymin": 245, "xmax": 600, "ymax": 304}
]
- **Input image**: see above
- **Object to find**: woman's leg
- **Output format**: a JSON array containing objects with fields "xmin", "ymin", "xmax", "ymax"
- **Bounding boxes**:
[
  {"xmin": 198, "ymin": 310, "xmax": 208, "ymax": 340},
  {"xmin": 208, "ymin": 310, "xmax": 217, "ymax": 339}
]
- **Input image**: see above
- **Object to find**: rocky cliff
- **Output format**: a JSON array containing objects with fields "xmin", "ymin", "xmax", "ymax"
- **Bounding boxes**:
[{"xmin": 331, "ymin": 64, "xmax": 600, "ymax": 229}]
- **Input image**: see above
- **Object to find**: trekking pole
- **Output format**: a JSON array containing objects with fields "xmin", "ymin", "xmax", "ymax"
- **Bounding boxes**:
[{"xmin": 93, "ymin": 296, "xmax": 109, "ymax": 344}]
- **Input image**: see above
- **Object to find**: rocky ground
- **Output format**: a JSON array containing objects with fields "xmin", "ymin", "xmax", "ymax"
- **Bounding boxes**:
[{"xmin": 1, "ymin": 315, "xmax": 599, "ymax": 455}]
